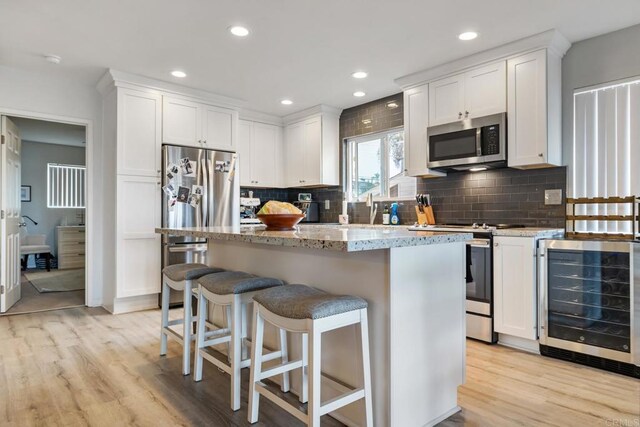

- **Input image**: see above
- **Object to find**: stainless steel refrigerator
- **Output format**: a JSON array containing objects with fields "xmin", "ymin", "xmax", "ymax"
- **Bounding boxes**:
[{"xmin": 161, "ymin": 144, "xmax": 239, "ymax": 306}]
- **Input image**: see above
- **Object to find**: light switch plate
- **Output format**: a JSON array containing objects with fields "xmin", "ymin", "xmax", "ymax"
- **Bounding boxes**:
[
  {"xmin": 324, "ymin": 200, "xmax": 330, "ymax": 210},
  {"xmin": 545, "ymin": 189, "xmax": 562, "ymax": 205}
]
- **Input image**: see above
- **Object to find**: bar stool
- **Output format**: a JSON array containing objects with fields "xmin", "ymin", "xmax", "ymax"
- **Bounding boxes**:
[
  {"xmin": 160, "ymin": 263, "xmax": 224, "ymax": 375},
  {"xmin": 248, "ymin": 284, "xmax": 373, "ymax": 427},
  {"xmin": 193, "ymin": 271, "xmax": 288, "ymax": 411}
]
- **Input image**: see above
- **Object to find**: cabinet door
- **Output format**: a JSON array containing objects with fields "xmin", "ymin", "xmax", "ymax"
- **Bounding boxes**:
[
  {"xmin": 162, "ymin": 97, "xmax": 201, "ymax": 147},
  {"xmin": 202, "ymin": 104, "xmax": 237, "ymax": 152},
  {"xmin": 285, "ymin": 122, "xmax": 305, "ymax": 187},
  {"xmin": 303, "ymin": 117, "xmax": 322, "ymax": 185},
  {"xmin": 116, "ymin": 175, "xmax": 161, "ymax": 298},
  {"xmin": 118, "ymin": 89, "xmax": 161, "ymax": 176},
  {"xmin": 428, "ymin": 73, "xmax": 465, "ymax": 126},
  {"xmin": 507, "ymin": 50, "xmax": 547, "ymax": 167},
  {"xmin": 237, "ymin": 120, "xmax": 252, "ymax": 186},
  {"xmin": 464, "ymin": 61, "xmax": 506, "ymax": 118},
  {"xmin": 494, "ymin": 236, "xmax": 537, "ymax": 340},
  {"xmin": 251, "ymin": 123, "xmax": 279, "ymax": 187}
]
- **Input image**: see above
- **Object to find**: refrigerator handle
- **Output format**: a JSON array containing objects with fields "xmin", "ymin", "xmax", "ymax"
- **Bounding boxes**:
[
  {"xmin": 208, "ymin": 155, "xmax": 215, "ymax": 226},
  {"xmin": 202, "ymin": 157, "xmax": 208, "ymax": 226}
]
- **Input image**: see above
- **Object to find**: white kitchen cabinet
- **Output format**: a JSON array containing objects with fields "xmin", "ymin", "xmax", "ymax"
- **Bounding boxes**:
[
  {"xmin": 494, "ymin": 236, "xmax": 537, "ymax": 340},
  {"xmin": 284, "ymin": 113, "xmax": 339, "ymax": 187},
  {"xmin": 507, "ymin": 49, "xmax": 562, "ymax": 168},
  {"xmin": 116, "ymin": 175, "xmax": 161, "ymax": 298},
  {"xmin": 403, "ymin": 84, "xmax": 445, "ymax": 178},
  {"xmin": 238, "ymin": 119, "xmax": 282, "ymax": 187},
  {"xmin": 429, "ymin": 61, "xmax": 506, "ymax": 126},
  {"xmin": 117, "ymin": 89, "xmax": 162, "ymax": 177},
  {"xmin": 163, "ymin": 96, "xmax": 238, "ymax": 152}
]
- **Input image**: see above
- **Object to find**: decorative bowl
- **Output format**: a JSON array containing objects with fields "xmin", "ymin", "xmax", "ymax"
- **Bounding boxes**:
[{"xmin": 256, "ymin": 214, "xmax": 305, "ymax": 231}]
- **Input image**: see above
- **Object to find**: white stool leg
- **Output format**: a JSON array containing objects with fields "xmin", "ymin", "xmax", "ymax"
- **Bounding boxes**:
[
  {"xmin": 248, "ymin": 304, "xmax": 264, "ymax": 424},
  {"xmin": 300, "ymin": 332, "xmax": 308, "ymax": 403},
  {"xmin": 308, "ymin": 325, "xmax": 322, "ymax": 427},
  {"xmin": 241, "ymin": 302, "xmax": 249, "ymax": 360},
  {"xmin": 182, "ymin": 280, "xmax": 193, "ymax": 376},
  {"xmin": 359, "ymin": 309, "xmax": 373, "ymax": 426},
  {"xmin": 279, "ymin": 328, "xmax": 290, "ymax": 393},
  {"xmin": 160, "ymin": 279, "xmax": 170, "ymax": 356},
  {"xmin": 230, "ymin": 294, "xmax": 242, "ymax": 411},
  {"xmin": 193, "ymin": 289, "xmax": 208, "ymax": 382},
  {"xmin": 225, "ymin": 305, "xmax": 232, "ymax": 363}
]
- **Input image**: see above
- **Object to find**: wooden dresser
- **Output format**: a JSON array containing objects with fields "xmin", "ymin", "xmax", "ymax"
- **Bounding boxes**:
[{"xmin": 56, "ymin": 226, "xmax": 86, "ymax": 270}]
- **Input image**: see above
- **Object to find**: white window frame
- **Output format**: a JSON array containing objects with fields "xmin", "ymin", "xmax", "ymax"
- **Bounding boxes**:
[
  {"xmin": 345, "ymin": 127, "xmax": 416, "ymax": 203},
  {"xmin": 47, "ymin": 163, "xmax": 86, "ymax": 209}
]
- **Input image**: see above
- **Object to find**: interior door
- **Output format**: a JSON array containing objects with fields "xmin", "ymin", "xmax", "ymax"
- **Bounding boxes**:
[{"xmin": 1, "ymin": 116, "xmax": 22, "ymax": 312}]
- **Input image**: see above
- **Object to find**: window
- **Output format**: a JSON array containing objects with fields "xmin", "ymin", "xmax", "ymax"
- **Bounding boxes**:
[
  {"xmin": 346, "ymin": 128, "xmax": 416, "ymax": 202},
  {"xmin": 47, "ymin": 163, "xmax": 86, "ymax": 208},
  {"xmin": 572, "ymin": 77, "xmax": 640, "ymax": 233}
]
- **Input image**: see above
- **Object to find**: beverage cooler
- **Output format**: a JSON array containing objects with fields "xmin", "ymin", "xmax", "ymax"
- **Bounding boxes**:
[{"xmin": 538, "ymin": 239, "xmax": 639, "ymax": 378}]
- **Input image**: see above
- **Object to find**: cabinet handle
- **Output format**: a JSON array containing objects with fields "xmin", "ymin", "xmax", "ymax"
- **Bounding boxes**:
[
  {"xmin": 157, "ymin": 169, "xmax": 161, "ymax": 174},
  {"xmin": 198, "ymin": 139, "xmax": 202, "ymax": 144},
  {"xmin": 538, "ymin": 153, "xmax": 544, "ymax": 157},
  {"xmin": 203, "ymin": 139, "xmax": 207, "ymax": 144},
  {"xmin": 465, "ymin": 111, "xmax": 469, "ymax": 117},
  {"xmin": 458, "ymin": 112, "xmax": 462, "ymax": 119},
  {"xmin": 494, "ymin": 243, "xmax": 499, "ymax": 247}
]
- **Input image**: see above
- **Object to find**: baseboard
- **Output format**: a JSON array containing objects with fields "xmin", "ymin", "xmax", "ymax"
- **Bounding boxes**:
[
  {"xmin": 425, "ymin": 405, "xmax": 461, "ymax": 427},
  {"xmin": 108, "ymin": 294, "xmax": 159, "ymax": 314},
  {"xmin": 498, "ymin": 334, "xmax": 540, "ymax": 354}
]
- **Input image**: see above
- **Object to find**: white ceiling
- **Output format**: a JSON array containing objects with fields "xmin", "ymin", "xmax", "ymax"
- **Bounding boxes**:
[
  {"xmin": 1, "ymin": 0, "xmax": 639, "ymax": 116},
  {"xmin": 10, "ymin": 117, "xmax": 86, "ymax": 147}
]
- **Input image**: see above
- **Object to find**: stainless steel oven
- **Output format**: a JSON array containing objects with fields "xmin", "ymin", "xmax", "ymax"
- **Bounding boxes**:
[
  {"xmin": 427, "ymin": 112, "xmax": 506, "ymax": 171},
  {"xmin": 466, "ymin": 236, "xmax": 498, "ymax": 343},
  {"xmin": 539, "ymin": 239, "xmax": 640, "ymax": 377}
]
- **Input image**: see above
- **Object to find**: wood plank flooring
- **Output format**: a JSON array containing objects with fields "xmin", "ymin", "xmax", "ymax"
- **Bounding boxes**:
[
  {"xmin": 0, "ymin": 307, "xmax": 638, "ymax": 426},
  {"xmin": 0, "ymin": 274, "xmax": 84, "ymax": 316}
]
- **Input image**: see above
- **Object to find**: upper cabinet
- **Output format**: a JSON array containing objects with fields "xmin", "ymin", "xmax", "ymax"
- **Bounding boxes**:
[
  {"xmin": 507, "ymin": 49, "xmax": 562, "ymax": 169},
  {"xmin": 162, "ymin": 96, "xmax": 238, "ymax": 152},
  {"xmin": 429, "ymin": 61, "xmax": 506, "ymax": 126},
  {"xmin": 403, "ymin": 84, "xmax": 445, "ymax": 178},
  {"xmin": 284, "ymin": 112, "xmax": 340, "ymax": 187},
  {"xmin": 117, "ymin": 88, "xmax": 162, "ymax": 177},
  {"xmin": 238, "ymin": 119, "xmax": 283, "ymax": 187}
]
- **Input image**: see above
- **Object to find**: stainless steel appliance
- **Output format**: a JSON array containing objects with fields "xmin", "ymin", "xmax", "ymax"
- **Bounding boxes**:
[
  {"xmin": 427, "ymin": 112, "xmax": 506, "ymax": 171},
  {"xmin": 408, "ymin": 222, "xmax": 525, "ymax": 343},
  {"xmin": 240, "ymin": 196, "xmax": 262, "ymax": 225},
  {"xmin": 161, "ymin": 144, "xmax": 239, "ymax": 306},
  {"xmin": 539, "ymin": 239, "xmax": 640, "ymax": 378},
  {"xmin": 294, "ymin": 201, "xmax": 319, "ymax": 223}
]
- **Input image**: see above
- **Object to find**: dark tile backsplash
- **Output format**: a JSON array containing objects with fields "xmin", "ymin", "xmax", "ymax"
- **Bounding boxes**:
[{"xmin": 243, "ymin": 92, "xmax": 567, "ymax": 229}]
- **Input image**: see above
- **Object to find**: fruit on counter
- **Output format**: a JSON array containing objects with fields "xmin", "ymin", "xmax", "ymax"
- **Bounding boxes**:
[{"xmin": 257, "ymin": 200, "xmax": 303, "ymax": 215}]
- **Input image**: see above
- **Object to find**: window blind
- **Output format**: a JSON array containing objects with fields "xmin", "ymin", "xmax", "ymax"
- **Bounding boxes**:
[
  {"xmin": 572, "ymin": 78, "xmax": 640, "ymax": 233},
  {"xmin": 47, "ymin": 163, "xmax": 86, "ymax": 208}
]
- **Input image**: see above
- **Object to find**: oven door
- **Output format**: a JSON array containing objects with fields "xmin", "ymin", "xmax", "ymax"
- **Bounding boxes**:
[{"xmin": 466, "ymin": 238, "xmax": 492, "ymax": 314}]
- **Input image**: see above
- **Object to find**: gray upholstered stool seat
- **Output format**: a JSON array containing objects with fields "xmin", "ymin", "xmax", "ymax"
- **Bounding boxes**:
[
  {"xmin": 197, "ymin": 271, "xmax": 283, "ymax": 295},
  {"xmin": 253, "ymin": 284, "xmax": 368, "ymax": 320},
  {"xmin": 162, "ymin": 263, "xmax": 224, "ymax": 282}
]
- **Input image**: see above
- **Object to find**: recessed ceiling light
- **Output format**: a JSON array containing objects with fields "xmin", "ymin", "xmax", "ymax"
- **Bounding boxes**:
[
  {"xmin": 44, "ymin": 54, "xmax": 62, "ymax": 64},
  {"xmin": 469, "ymin": 167, "xmax": 487, "ymax": 172},
  {"xmin": 352, "ymin": 71, "xmax": 368, "ymax": 79},
  {"xmin": 353, "ymin": 91, "xmax": 366, "ymax": 97},
  {"xmin": 458, "ymin": 31, "xmax": 478, "ymax": 41},
  {"xmin": 229, "ymin": 26, "xmax": 250, "ymax": 37},
  {"xmin": 281, "ymin": 99, "xmax": 293, "ymax": 105},
  {"xmin": 171, "ymin": 70, "xmax": 187, "ymax": 78}
]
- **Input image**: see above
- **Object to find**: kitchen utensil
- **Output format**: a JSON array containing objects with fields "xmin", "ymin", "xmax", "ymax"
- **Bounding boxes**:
[
  {"xmin": 416, "ymin": 194, "xmax": 424, "ymax": 213},
  {"xmin": 257, "ymin": 214, "xmax": 306, "ymax": 231},
  {"xmin": 415, "ymin": 206, "xmax": 428, "ymax": 225}
]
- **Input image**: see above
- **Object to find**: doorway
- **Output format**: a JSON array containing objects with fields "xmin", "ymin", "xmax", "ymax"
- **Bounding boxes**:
[{"xmin": 0, "ymin": 116, "xmax": 88, "ymax": 315}]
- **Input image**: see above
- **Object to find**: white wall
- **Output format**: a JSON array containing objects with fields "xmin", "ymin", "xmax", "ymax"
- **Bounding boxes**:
[
  {"xmin": 0, "ymin": 65, "xmax": 104, "ymax": 306},
  {"xmin": 562, "ymin": 23, "xmax": 640, "ymax": 190},
  {"xmin": 21, "ymin": 140, "xmax": 86, "ymax": 256}
]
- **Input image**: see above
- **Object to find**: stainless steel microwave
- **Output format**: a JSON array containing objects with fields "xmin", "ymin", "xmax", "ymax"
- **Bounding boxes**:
[{"xmin": 427, "ymin": 112, "xmax": 507, "ymax": 171}]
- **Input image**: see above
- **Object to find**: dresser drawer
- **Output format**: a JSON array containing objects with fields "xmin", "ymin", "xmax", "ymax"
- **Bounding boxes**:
[
  {"xmin": 58, "ymin": 253, "xmax": 85, "ymax": 270},
  {"xmin": 58, "ymin": 241, "xmax": 86, "ymax": 255},
  {"xmin": 57, "ymin": 228, "xmax": 86, "ymax": 243}
]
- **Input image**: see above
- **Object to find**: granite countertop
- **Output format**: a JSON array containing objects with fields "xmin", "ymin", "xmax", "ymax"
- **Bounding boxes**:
[
  {"xmin": 156, "ymin": 224, "xmax": 472, "ymax": 252},
  {"xmin": 492, "ymin": 227, "xmax": 565, "ymax": 238}
]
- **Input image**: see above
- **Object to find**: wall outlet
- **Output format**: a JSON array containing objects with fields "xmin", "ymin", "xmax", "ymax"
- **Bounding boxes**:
[
  {"xmin": 324, "ymin": 200, "xmax": 330, "ymax": 210},
  {"xmin": 545, "ymin": 189, "xmax": 563, "ymax": 205}
]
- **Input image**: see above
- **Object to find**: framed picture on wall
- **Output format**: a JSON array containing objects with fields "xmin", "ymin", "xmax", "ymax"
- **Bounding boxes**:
[{"xmin": 21, "ymin": 185, "xmax": 31, "ymax": 202}]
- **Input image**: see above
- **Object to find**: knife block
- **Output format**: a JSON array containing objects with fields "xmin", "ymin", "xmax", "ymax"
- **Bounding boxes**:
[{"xmin": 415, "ymin": 205, "xmax": 436, "ymax": 225}]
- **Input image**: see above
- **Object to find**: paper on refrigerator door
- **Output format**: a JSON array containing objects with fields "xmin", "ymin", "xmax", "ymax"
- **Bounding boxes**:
[
  {"xmin": 176, "ymin": 186, "xmax": 190, "ymax": 203},
  {"xmin": 192, "ymin": 185, "xmax": 204, "ymax": 196},
  {"xmin": 162, "ymin": 183, "xmax": 177, "ymax": 197},
  {"xmin": 179, "ymin": 157, "xmax": 196, "ymax": 177},
  {"xmin": 166, "ymin": 163, "xmax": 179, "ymax": 180}
]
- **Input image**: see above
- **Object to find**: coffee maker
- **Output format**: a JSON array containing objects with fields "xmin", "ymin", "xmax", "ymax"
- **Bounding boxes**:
[{"xmin": 240, "ymin": 196, "xmax": 262, "ymax": 225}]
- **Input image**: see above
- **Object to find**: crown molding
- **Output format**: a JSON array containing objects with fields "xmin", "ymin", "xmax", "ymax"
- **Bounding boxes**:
[
  {"xmin": 394, "ymin": 29, "xmax": 571, "ymax": 90},
  {"xmin": 283, "ymin": 104, "xmax": 342, "ymax": 125},
  {"xmin": 238, "ymin": 108, "xmax": 284, "ymax": 126}
]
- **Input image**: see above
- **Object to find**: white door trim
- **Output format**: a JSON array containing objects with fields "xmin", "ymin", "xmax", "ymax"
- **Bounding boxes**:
[{"xmin": 0, "ymin": 107, "xmax": 95, "ymax": 307}]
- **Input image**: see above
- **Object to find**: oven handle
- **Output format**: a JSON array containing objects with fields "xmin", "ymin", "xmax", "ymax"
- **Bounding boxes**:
[{"xmin": 466, "ymin": 239, "xmax": 490, "ymax": 248}]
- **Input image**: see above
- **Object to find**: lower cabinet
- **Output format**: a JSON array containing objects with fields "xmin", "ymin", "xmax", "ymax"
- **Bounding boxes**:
[
  {"xmin": 493, "ymin": 236, "xmax": 537, "ymax": 340},
  {"xmin": 116, "ymin": 175, "xmax": 161, "ymax": 298}
]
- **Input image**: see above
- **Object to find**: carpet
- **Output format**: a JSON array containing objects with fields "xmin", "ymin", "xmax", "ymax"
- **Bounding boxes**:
[{"xmin": 24, "ymin": 269, "xmax": 85, "ymax": 293}]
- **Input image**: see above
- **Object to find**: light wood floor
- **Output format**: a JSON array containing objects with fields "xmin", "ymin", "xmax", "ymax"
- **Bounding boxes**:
[{"xmin": 0, "ymin": 307, "xmax": 638, "ymax": 426}]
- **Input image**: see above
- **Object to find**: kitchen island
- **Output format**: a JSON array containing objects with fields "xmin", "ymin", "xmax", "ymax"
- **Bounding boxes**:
[{"xmin": 156, "ymin": 224, "xmax": 471, "ymax": 427}]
